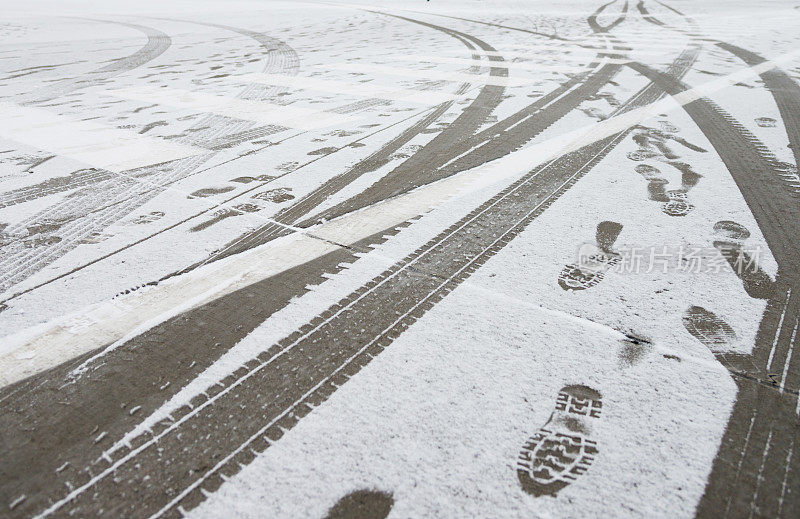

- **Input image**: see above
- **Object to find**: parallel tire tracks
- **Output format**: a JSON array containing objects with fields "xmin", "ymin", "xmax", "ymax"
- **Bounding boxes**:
[
  {"xmin": 190, "ymin": 12, "xmax": 507, "ymax": 267},
  {"xmin": 195, "ymin": 12, "xmax": 627, "ymax": 268}
]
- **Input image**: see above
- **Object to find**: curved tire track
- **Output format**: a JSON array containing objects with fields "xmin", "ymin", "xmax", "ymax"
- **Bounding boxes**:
[
  {"xmin": 199, "ymin": 10, "xmax": 631, "ymax": 265},
  {"xmin": 310, "ymin": 6, "xmax": 630, "ymax": 224},
  {"xmin": 17, "ymin": 19, "xmax": 172, "ymax": 105},
  {"xmin": 588, "ymin": 0, "xmax": 630, "ymax": 34}
]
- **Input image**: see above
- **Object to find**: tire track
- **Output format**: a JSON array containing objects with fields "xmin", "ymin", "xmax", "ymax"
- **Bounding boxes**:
[
  {"xmin": 194, "ymin": 9, "xmax": 629, "ymax": 267},
  {"xmin": 0, "ymin": 102, "xmax": 450, "ymax": 310},
  {"xmin": 588, "ymin": 0, "xmax": 630, "ymax": 34},
  {"xmin": 0, "ymin": 169, "xmax": 114, "ymax": 209},
  {"xmin": 398, "ymin": 60, "xmax": 623, "ymax": 193},
  {"xmin": 16, "ymin": 19, "xmax": 172, "ymax": 105},
  {"xmin": 0, "ymin": 227, "xmax": 391, "ymax": 518},
  {"xmin": 695, "ymin": 285, "xmax": 800, "ymax": 518},
  {"xmin": 4, "ymin": 40, "xmax": 699, "ymax": 518},
  {"xmin": 395, "ymin": 2, "xmax": 632, "ymax": 187},
  {"xmin": 189, "ymin": 12, "xmax": 504, "ymax": 267},
  {"xmin": 404, "ymin": 11, "xmax": 575, "ymax": 42},
  {"xmin": 625, "ymin": 56, "xmax": 800, "ymax": 518},
  {"xmin": 310, "ymin": 6, "xmax": 626, "ymax": 224},
  {"xmin": 1, "ymin": 13, "xmax": 489, "ymax": 287},
  {"xmin": 646, "ymin": 0, "xmax": 800, "ymax": 195}
]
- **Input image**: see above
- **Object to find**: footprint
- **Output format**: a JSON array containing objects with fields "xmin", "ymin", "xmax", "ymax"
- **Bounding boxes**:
[
  {"xmin": 276, "ymin": 162, "xmax": 298, "ymax": 173},
  {"xmin": 230, "ymin": 174, "xmax": 276, "ymax": 184},
  {"xmin": 634, "ymin": 164, "xmax": 698, "ymax": 216},
  {"xmin": 253, "ymin": 188, "xmax": 295, "ymax": 203},
  {"xmin": 713, "ymin": 220, "xmax": 750, "ymax": 242},
  {"xmin": 662, "ymin": 190, "xmax": 694, "ymax": 217},
  {"xmin": 233, "ymin": 203, "xmax": 260, "ymax": 212},
  {"xmin": 325, "ymin": 489, "xmax": 393, "ymax": 519},
  {"xmin": 308, "ymin": 146, "xmax": 339, "ymax": 156},
  {"xmin": 626, "ymin": 149, "xmax": 659, "ymax": 161},
  {"xmin": 230, "ymin": 176, "xmax": 256, "ymax": 184},
  {"xmin": 23, "ymin": 235, "xmax": 62, "ymax": 248},
  {"xmin": 635, "ymin": 164, "xmax": 670, "ymax": 202},
  {"xmin": 627, "ymin": 126, "xmax": 707, "ymax": 175},
  {"xmin": 78, "ymin": 231, "xmax": 112, "ymax": 244},
  {"xmin": 658, "ymin": 120, "xmax": 680, "ymax": 134},
  {"xmin": 517, "ymin": 385, "xmax": 602, "ymax": 497},
  {"xmin": 712, "ymin": 221, "xmax": 774, "ymax": 298},
  {"xmin": 755, "ymin": 117, "xmax": 776, "ymax": 128},
  {"xmin": 127, "ymin": 211, "xmax": 164, "ymax": 225},
  {"xmin": 189, "ymin": 186, "xmax": 235, "ymax": 198},
  {"xmin": 682, "ymin": 306, "xmax": 736, "ymax": 349},
  {"xmin": 189, "ymin": 203, "xmax": 263, "ymax": 232},
  {"xmin": 580, "ymin": 107, "xmax": 606, "ymax": 120},
  {"xmin": 558, "ymin": 221, "xmax": 623, "ymax": 291}
]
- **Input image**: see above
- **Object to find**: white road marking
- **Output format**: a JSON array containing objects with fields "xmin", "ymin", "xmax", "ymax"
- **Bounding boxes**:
[
  {"xmin": 0, "ymin": 102, "xmax": 204, "ymax": 172},
  {"xmin": 231, "ymin": 72, "xmax": 463, "ymax": 104},
  {"xmin": 4, "ymin": 45, "xmax": 800, "ymax": 390},
  {"xmin": 321, "ymin": 62, "xmax": 537, "ymax": 86},
  {"xmin": 104, "ymin": 86, "xmax": 359, "ymax": 130}
]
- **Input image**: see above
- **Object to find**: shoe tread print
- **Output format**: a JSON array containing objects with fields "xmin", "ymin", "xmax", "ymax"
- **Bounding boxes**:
[
  {"xmin": 682, "ymin": 305, "xmax": 737, "ymax": 351},
  {"xmin": 558, "ymin": 221, "xmax": 623, "ymax": 291},
  {"xmin": 517, "ymin": 385, "xmax": 603, "ymax": 498}
]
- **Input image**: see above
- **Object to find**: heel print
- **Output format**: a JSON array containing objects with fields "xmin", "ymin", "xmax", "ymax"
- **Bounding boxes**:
[{"xmin": 325, "ymin": 489, "xmax": 394, "ymax": 519}]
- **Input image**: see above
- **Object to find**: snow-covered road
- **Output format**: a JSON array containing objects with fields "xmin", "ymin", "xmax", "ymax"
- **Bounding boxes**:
[{"xmin": 1, "ymin": 0, "xmax": 799, "ymax": 517}]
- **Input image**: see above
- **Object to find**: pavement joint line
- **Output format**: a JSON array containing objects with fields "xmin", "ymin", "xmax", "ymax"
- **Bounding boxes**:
[
  {"xmin": 729, "ymin": 369, "xmax": 800, "ymax": 398},
  {"xmin": 461, "ymin": 279, "xmax": 772, "ymax": 377}
]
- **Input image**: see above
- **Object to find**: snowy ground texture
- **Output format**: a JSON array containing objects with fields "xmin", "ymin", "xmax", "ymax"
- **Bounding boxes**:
[{"xmin": 1, "ymin": 0, "xmax": 800, "ymax": 517}]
